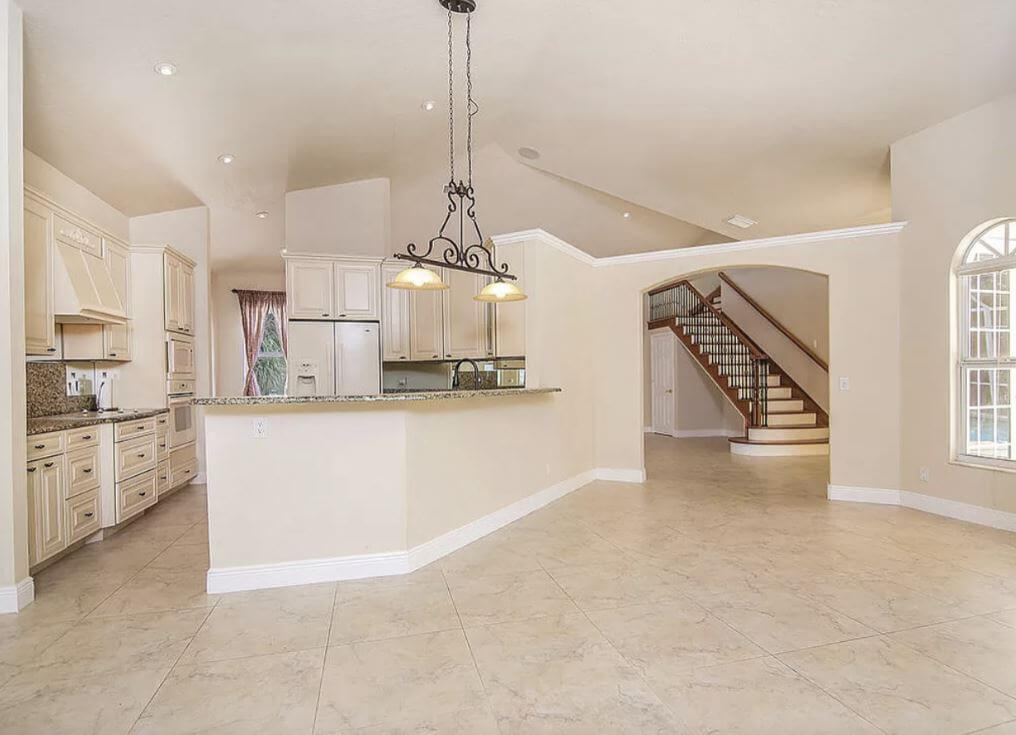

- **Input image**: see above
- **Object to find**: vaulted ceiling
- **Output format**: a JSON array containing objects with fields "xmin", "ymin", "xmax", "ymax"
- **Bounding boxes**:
[{"xmin": 18, "ymin": 0, "xmax": 1016, "ymax": 266}]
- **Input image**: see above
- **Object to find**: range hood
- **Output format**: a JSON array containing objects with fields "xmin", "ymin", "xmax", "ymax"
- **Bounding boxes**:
[{"xmin": 53, "ymin": 243, "xmax": 126, "ymax": 325}]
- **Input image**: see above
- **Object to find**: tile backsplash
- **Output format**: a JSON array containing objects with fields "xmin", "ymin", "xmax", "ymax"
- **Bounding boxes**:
[{"xmin": 26, "ymin": 362, "xmax": 95, "ymax": 418}]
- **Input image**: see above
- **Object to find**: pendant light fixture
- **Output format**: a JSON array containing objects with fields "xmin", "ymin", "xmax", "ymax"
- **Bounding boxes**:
[{"xmin": 386, "ymin": 0, "xmax": 526, "ymax": 302}]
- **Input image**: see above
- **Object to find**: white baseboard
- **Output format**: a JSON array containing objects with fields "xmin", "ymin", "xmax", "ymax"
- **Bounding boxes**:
[
  {"xmin": 208, "ymin": 468, "xmax": 607, "ymax": 595},
  {"xmin": 827, "ymin": 484, "xmax": 1016, "ymax": 532},
  {"xmin": 595, "ymin": 467, "xmax": 646, "ymax": 483},
  {"xmin": 0, "ymin": 577, "xmax": 35, "ymax": 614}
]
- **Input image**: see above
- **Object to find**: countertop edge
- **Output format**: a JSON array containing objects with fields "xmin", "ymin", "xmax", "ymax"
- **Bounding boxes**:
[
  {"xmin": 27, "ymin": 408, "xmax": 170, "ymax": 436},
  {"xmin": 192, "ymin": 388, "xmax": 561, "ymax": 406}
]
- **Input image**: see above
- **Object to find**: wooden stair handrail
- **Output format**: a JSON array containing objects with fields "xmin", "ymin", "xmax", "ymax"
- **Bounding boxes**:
[
  {"xmin": 681, "ymin": 281, "xmax": 768, "ymax": 360},
  {"xmin": 718, "ymin": 272, "xmax": 829, "ymax": 372}
]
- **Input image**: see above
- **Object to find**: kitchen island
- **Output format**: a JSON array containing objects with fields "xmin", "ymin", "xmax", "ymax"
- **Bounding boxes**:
[{"xmin": 195, "ymin": 387, "xmax": 611, "ymax": 593}]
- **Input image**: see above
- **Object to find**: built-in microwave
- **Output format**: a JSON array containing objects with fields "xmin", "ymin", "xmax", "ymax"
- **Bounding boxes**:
[
  {"xmin": 168, "ymin": 395, "xmax": 196, "ymax": 448},
  {"xmin": 167, "ymin": 334, "xmax": 196, "ymax": 381}
]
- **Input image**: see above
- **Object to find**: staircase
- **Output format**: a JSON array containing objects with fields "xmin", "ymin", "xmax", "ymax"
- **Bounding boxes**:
[{"xmin": 648, "ymin": 281, "xmax": 829, "ymax": 456}]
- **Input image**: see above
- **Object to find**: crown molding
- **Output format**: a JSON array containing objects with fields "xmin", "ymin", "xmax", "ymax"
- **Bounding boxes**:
[
  {"xmin": 282, "ymin": 251, "xmax": 385, "ymax": 264},
  {"xmin": 130, "ymin": 243, "xmax": 197, "ymax": 267},
  {"xmin": 491, "ymin": 222, "xmax": 908, "ymax": 269}
]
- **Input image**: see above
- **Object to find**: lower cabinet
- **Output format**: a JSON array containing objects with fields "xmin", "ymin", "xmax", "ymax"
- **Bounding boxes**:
[
  {"xmin": 117, "ymin": 469, "xmax": 158, "ymax": 522},
  {"xmin": 66, "ymin": 489, "xmax": 101, "ymax": 545},
  {"xmin": 27, "ymin": 457, "xmax": 66, "ymax": 567}
]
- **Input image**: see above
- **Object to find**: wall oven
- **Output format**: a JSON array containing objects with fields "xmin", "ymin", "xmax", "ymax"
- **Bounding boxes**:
[{"xmin": 168, "ymin": 393, "xmax": 196, "ymax": 448}]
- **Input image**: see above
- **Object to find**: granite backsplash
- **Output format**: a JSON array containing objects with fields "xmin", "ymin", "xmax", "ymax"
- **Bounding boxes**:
[{"xmin": 26, "ymin": 362, "xmax": 95, "ymax": 418}]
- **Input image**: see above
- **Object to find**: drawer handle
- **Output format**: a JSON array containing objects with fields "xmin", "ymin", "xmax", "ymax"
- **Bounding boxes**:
[
  {"xmin": 82, "ymin": 468, "xmax": 92, "ymax": 474},
  {"xmin": 27, "ymin": 467, "xmax": 36, "ymax": 473},
  {"xmin": 322, "ymin": 313, "xmax": 329, "ymax": 317},
  {"xmin": 139, "ymin": 491, "xmax": 147, "ymax": 497},
  {"xmin": 46, "ymin": 347, "xmax": 56, "ymax": 352},
  {"xmin": 137, "ymin": 453, "xmax": 147, "ymax": 458},
  {"xmin": 83, "ymin": 512, "xmax": 94, "ymax": 518},
  {"xmin": 160, "ymin": 475, "xmax": 167, "ymax": 481},
  {"xmin": 34, "ymin": 444, "xmax": 45, "ymax": 449},
  {"xmin": 44, "ymin": 462, "xmax": 54, "ymax": 468},
  {"xmin": 109, "ymin": 352, "xmax": 117, "ymax": 357},
  {"xmin": 339, "ymin": 313, "xmax": 347, "ymax": 317},
  {"xmin": 82, "ymin": 435, "xmax": 92, "ymax": 440}
]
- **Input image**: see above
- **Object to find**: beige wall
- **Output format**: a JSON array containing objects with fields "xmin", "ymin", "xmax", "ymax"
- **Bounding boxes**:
[
  {"xmin": 284, "ymin": 178, "xmax": 390, "ymax": 257},
  {"xmin": 0, "ymin": 0, "xmax": 28, "ymax": 599},
  {"xmin": 210, "ymin": 269, "xmax": 285, "ymax": 397},
  {"xmin": 720, "ymin": 267, "xmax": 830, "ymax": 410},
  {"xmin": 594, "ymin": 228, "xmax": 903, "ymax": 491},
  {"xmin": 129, "ymin": 207, "xmax": 212, "ymax": 479},
  {"xmin": 892, "ymin": 91, "xmax": 1016, "ymax": 514}
]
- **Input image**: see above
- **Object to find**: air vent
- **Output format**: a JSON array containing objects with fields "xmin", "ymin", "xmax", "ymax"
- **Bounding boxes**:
[{"xmin": 726, "ymin": 214, "xmax": 757, "ymax": 229}]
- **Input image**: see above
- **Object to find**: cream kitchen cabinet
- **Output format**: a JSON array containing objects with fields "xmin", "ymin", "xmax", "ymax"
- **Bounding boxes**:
[
  {"xmin": 24, "ymin": 197, "xmax": 57, "ymax": 356},
  {"xmin": 164, "ymin": 251, "xmax": 194, "ymax": 336},
  {"xmin": 27, "ymin": 456, "xmax": 66, "ymax": 567},
  {"xmin": 381, "ymin": 264, "xmax": 411, "ymax": 360},
  {"xmin": 334, "ymin": 262, "xmax": 379, "ymax": 320},
  {"xmin": 103, "ymin": 322, "xmax": 132, "ymax": 361},
  {"xmin": 410, "ymin": 277, "xmax": 446, "ymax": 361},
  {"xmin": 102, "ymin": 238, "xmax": 133, "ymax": 359},
  {"xmin": 286, "ymin": 258, "xmax": 335, "ymax": 319},
  {"xmin": 443, "ymin": 269, "xmax": 493, "ymax": 360}
]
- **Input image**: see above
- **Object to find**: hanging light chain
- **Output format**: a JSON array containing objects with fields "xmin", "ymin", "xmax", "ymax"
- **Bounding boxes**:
[
  {"xmin": 447, "ymin": 8, "xmax": 455, "ymax": 184},
  {"xmin": 466, "ymin": 12, "xmax": 475, "ymax": 189}
]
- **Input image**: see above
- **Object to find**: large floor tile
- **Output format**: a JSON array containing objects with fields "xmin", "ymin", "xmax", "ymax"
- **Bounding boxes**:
[
  {"xmin": 0, "ymin": 614, "xmax": 74, "ymax": 667},
  {"xmin": 991, "ymin": 609, "xmax": 1016, "ymax": 628},
  {"xmin": 465, "ymin": 614, "xmax": 679, "ymax": 733},
  {"xmin": 652, "ymin": 656, "xmax": 881, "ymax": 735},
  {"xmin": 780, "ymin": 635, "xmax": 1016, "ymax": 734},
  {"xmin": 88, "ymin": 567, "xmax": 218, "ymax": 617},
  {"xmin": 704, "ymin": 581, "xmax": 876, "ymax": 653},
  {"xmin": 329, "ymin": 579, "xmax": 460, "ymax": 645},
  {"xmin": 133, "ymin": 648, "xmax": 324, "ymax": 734},
  {"xmin": 315, "ymin": 630, "xmax": 484, "ymax": 732},
  {"xmin": 343, "ymin": 706, "xmax": 500, "ymax": 734},
  {"xmin": 586, "ymin": 599, "xmax": 765, "ymax": 679},
  {"xmin": 179, "ymin": 586, "xmax": 333, "ymax": 663},
  {"xmin": 891, "ymin": 615, "xmax": 1016, "ymax": 696},
  {"xmin": 446, "ymin": 570, "xmax": 579, "ymax": 627},
  {"xmin": 545, "ymin": 560, "xmax": 691, "ymax": 611},
  {"xmin": 439, "ymin": 530, "xmax": 544, "ymax": 577}
]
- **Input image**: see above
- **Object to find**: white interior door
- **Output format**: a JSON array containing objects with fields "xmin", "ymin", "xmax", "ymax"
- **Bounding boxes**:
[{"xmin": 650, "ymin": 331, "xmax": 675, "ymax": 436}]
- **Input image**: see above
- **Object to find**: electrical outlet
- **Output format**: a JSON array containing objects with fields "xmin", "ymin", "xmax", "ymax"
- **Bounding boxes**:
[
  {"xmin": 253, "ymin": 417, "xmax": 267, "ymax": 439},
  {"xmin": 919, "ymin": 467, "xmax": 930, "ymax": 482},
  {"xmin": 839, "ymin": 377, "xmax": 850, "ymax": 391}
]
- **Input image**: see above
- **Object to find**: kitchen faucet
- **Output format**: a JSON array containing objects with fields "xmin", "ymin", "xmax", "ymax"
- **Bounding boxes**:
[{"xmin": 451, "ymin": 358, "xmax": 480, "ymax": 389}]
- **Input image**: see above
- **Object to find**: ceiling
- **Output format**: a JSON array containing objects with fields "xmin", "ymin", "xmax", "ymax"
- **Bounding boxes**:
[{"xmin": 18, "ymin": 0, "xmax": 1016, "ymax": 267}]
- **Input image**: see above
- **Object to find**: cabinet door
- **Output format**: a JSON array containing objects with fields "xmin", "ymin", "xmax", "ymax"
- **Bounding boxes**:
[
  {"xmin": 24, "ymin": 198, "xmax": 56, "ymax": 356},
  {"xmin": 27, "ymin": 458, "xmax": 66, "ymax": 566},
  {"xmin": 104, "ymin": 239, "xmax": 131, "ymax": 317},
  {"xmin": 286, "ymin": 260, "xmax": 334, "ymax": 319},
  {"xmin": 381, "ymin": 265, "xmax": 411, "ymax": 361},
  {"xmin": 179, "ymin": 264, "xmax": 195, "ymax": 334},
  {"xmin": 334, "ymin": 263, "xmax": 379, "ymax": 319},
  {"xmin": 410, "ymin": 274, "xmax": 445, "ymax": 361},
  {"xmin": 444, "ymin": 270, "xmax": 492, "ymax": 359},
  {"xmin": 164, "ymin": 254, "xmax": 182, "ymax": 332},
  {"xmin": 103, "ymin": 322, "xmax": 132, "ymax": 361}
]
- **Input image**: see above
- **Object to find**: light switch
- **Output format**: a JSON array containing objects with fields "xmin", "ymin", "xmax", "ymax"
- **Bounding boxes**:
[
  {"xmin": 839, "ymin": 377, "xmax": 850, "ymax": 391},
  {"xmin": 919, "ymin": 467, "xmax": 930, "ymax": 482},
  {"xmin": 253, "ymin": 417, "xmax": 267, "ymax": 438}
]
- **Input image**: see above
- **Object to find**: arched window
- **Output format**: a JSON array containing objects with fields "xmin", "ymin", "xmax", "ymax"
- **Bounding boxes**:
[{"xmin": 957, "ymin": 219, "xmax": 1016, "ymax": 463}]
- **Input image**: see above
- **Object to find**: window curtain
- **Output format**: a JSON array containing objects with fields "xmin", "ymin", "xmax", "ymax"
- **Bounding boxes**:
[{"xmin": 235, "ymin": 290, "xmax": 287, "ymax": 396}]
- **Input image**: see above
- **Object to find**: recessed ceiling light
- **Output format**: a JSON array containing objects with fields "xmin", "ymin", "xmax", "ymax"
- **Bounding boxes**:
[
  {"xmin": 726, "ymin": 214, "xmax": 757, "ymax": 229},
  {"xmin": 255, "ymin": 211, "xmax": 269, "ymax": 219},
  {"xmin": 518, "ymin": 147, "xmax": 540, "ymax": 160},
  {"xmin": 622, "ymin": 211, "xmax": 632, "ymax": 219},
  {"xmin": 421, "ymin": 100, "xmax": 436, "ymax": 111},
  {"xmin": 217, "ymin": 153, "xmax": 235, "ymax": 165},
  {"xmin": 153, "ymin": 62, "xmax": 178, "ymax": 77}
]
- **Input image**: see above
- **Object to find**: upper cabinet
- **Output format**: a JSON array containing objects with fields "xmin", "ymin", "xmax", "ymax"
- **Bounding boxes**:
[
  {"xmin": 334, "ymin": 263, "xmax": 379, "ymax": 320},
  {"xmin": 284, "ymin": 255, "xmax": 381, "ymax": 321},
  {"xmin": 164, "ymin": 250, "xmax": 195, "ymax": 336},
  {"xmin": 105, "ymin": 239, "xmax": 131, "ymax": 318},
  {"xmin": 444, "ymin": 270, "xmax": 493, "ymax": 359},
  {"xmin": 381, "ymin": 264, "xmax": 410, "ymax": 361},
  {"xmin": 410, "ymin": 283, "xmax": 446, "ymax": 361},
  {"xmin": 24, "ymin": 197, "xmax": 56, "ymax": 356}
]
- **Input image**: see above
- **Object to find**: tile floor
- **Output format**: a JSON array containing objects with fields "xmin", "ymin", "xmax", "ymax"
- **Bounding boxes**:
[{"xmin": 2, "ymin": 435, "xmax": 1016, "ymax": 733}]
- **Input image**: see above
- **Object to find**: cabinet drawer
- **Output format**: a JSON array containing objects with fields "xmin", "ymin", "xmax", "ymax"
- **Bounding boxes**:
[
  {"xmin": 28, "ymin": 431, "xmax": 65, "ymax": 461},
  {"xmin": 53, "ymin": 213, "xmax": 102, "ymax": 256},
  {"xmin": 66, "ymin": 488, "xmax": 100, "ymax": 544},
  {"xmin": 115, "ymin": 433, "xmax": 158, "ymax": 481},
  {"xmin": 170, "ymin": 460, "xmax": 198, "ymax": 489},
  {"xmin": 66, "ymin": 445, "xmax": 100, "ymax": 497},
  {"xmin": 156, "ymin": 430, "xmax": 169, "ymax": 462},
  {"xmin": 169, "ymin": 442, "xmax": 197, "ymax": 469},
  {"xmin": 117, "ymin": 469, "xmax": 157, "ymax": 522},
  {"xmin": 66, "ymin": 425, "xmax": 100, "ymax": 450},
  {"xmin": 157, "ymin": 460, "xmax": 171, "ymax": 496},
  {"xmin": 115, "ymin": 416, "xmax": 157, "ymax": 441},
  {"xmin": 155, "ymin": 412, "xmax": 170, "ymax": 431},
  {"xmin": 167, "ymin": 379, "xmax": 195, "ymax": 395}
]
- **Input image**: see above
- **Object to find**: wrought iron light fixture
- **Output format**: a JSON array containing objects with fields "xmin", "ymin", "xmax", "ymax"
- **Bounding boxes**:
[{"xmin": 387, "ymin": 0, "xmax": 526, "ymax": 302}]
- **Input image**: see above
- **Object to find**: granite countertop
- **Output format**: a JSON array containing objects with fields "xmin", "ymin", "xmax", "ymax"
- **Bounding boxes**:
[
  {"xmin": 193, "ymin": 387, "xmax": 561, "ymax": 406},
  {"xmin": 27, "ymin": 408, "xmax": 170, "ymax": 436}
]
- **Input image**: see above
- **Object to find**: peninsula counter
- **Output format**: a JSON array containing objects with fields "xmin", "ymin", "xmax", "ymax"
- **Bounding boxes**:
[{"xmin": 195, "ymin": 388, "xmax": 609, "ymax": 594}]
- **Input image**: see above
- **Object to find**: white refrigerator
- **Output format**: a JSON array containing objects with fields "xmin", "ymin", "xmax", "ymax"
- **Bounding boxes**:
[{"xmin": 287, "ymin": 321, "xmax": 381, "ymax": 396}]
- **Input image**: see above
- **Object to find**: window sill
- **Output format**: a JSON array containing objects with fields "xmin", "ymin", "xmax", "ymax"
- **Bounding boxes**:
[{"xmin": 950, "ymin": 456, "xmax": 1016, "ymax": 475}]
